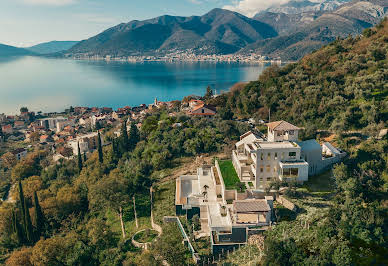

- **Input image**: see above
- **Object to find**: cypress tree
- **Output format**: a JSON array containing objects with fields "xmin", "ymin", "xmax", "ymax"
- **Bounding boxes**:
[
  {"xmin": 13, "ymin": 210, "xmax": 24, "ymax": 244},
  {"xmin": 77, "ymin": 142, "xmax": 83, "ymax": 172},
  {"xmin": 120, "ymin": 121, "xmax": 129, "ymax": 152},
  {"xmin": 33, "ymin": 191, "xmax": 45, "ymax": 237},
  {"xmin": 18, "ymin": 181, "xmax": 25, "ymax": 221},
  {"xmin": 128, "ymin": 123, "xmax": 140, "ymax": 151},
  {"xmin": 97, "ymin": 131, "xmax": 103, "ymax": 163},
  {"xmin": 23, "ymin": 199, "xmax": 34, "ymax": 243},
  {"xmin": 83, "ymin": 152, "xmax": 87, "ymax": 163}
]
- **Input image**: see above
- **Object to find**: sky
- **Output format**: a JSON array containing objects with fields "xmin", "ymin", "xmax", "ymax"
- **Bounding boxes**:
[{"xmin": 0, "ymin": 0, "xmax": 295, "ymax": 47}]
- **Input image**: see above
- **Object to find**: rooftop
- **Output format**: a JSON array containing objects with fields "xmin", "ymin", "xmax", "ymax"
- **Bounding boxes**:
[
  {"xmin": 233, "ymin": 199, "xmax": 271, "ymax": 213},
  {"xmin": 267, "ymin": 120, "xmax": 300, "ymax": 131},
  {"xmin": 254, "ymin": 141, "xmax": 299, "ymax": 149}
]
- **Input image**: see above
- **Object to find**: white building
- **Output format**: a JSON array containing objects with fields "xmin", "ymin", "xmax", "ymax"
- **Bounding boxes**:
[
  {"xmin": 56, "ymin": 119, "xmax": 75, "ymax": 133},
  {"xmin": 68, "ymin": 132, "xmax": 103, "ymax": 155},
  {"xmin": 232, "ymin": 121, "xmax": 345, "ymax": 189},
  {"xmin": 39, "ymin": 117, "xmax": 67, "ymax": 130}
]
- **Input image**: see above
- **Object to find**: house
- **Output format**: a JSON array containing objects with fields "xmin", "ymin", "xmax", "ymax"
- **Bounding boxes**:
[
  {"xmin": 67, "ymin": 132, "xmax": 103, "ymax": 155},
  {"xmin": 232, "ymin": 121, "xmax": 346, "ymax": 189},
  {"xmin": 188, "ymin": 99, "xmax": 204, "ymax": 108},
  {"xmin": 2, "ymin": 124, "xmax": 13, "ymax": 134},
  {"xmin": 40, "ymin": 134, "xmax": 52, "ymax": 143},
  {"xmin": 175, "ymin": 165, "xmax": 274, "ymax": 256},
  {"xmin": 39, "ymin": 117, "xmax": 67, "ymax": 130},
  {"xmin": 14, "ymin": 120, "xmax": 25, "ymax": 129},
  {"xmin": 187, "ymin": 104, "xmax": 216, "ymax": 118},
  {"xmin": 11, "ymin": 148, "xmax": 27, "ymax": 160},
  {"xmin": 56, "ymin": 120, "xmax": 75, "ymax": 133}
]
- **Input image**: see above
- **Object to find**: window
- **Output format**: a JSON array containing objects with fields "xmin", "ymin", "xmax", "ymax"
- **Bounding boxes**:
[
  {"xmin": 289, "ymin": 152, "xmax": 296, "ymax": 157},
  {"xmin": 267, "ymin": 153, "xmax": 271, "ymax": 160},
  {"xmin": 281, "ymin": 152, "xmax": 285, "ymax": 160},
  {"xmin": 266, "ymin": 177, "xmax": 272, "ymax": 181},
  {"xmin": 289, "ymin": 130, "xmax": 294, "ymax": 135},
  {"xmin": 260, "ymin": 166, "xmax": 264, "ymax": 173},
  {"xmin": 266, "ymin": 165, "xmax": 270, "ymax": 172},
  {"xmin": 274, "ymin": 166, "xmax": 277, "ymax": 173},
  {"xmin": 276, "ymin": 131, "xmax": 282, "ymax": 136},
  {"xmin": 201, "ymin": 109, "xmax": 204, "ymax": 113},
  {"xmin": 274, "ymin": 152, "xmax": 278, "ymax": 159},
  {"xmin": 260, "ymin": 153, "xmax": 263, "ymax": 160}
]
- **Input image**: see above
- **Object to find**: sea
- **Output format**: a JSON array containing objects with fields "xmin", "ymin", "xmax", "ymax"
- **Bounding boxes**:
[{"xmin": 0, "ymin": 56, "xmax": 272, "ymax": 114}]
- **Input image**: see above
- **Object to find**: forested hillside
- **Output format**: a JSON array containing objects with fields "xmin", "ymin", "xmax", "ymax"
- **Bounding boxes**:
[{"xmin": 220, "ymin": 17, "xmax": 387, "ymax": 136}]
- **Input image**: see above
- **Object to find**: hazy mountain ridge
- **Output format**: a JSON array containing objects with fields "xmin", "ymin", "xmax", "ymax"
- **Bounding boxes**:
[
  {"xmin": 244, "ymin": 0, "xmax": 388, "ymax": 60},
  {"xmin": 0, "ymin": 43, "xmax": 34, "ymax": 57},
  {"xmin": 27, "ymin": 41, "xmax": 78, "ymax": 54},
  {"xmin": 66, "ymin": 8, "xmax": 278, "ymax": 57}
]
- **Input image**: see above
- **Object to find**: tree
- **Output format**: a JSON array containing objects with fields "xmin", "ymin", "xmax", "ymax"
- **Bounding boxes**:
[
  {"xmin": 77, "ymin": 142, "xmax": 83, "ymax": 172},
  {"xmin": 1, "ymin": 152, "xmax": 17, "ymax": 169},
  {"xmin": 20, "ymin": 107, "xmax": 29, "ymax": 113},
  {"xmin": 97, "ymin": 131, "xmax": 103, "ymax": 163},
  {"xmin": 128, "ymin": 123, "xmax": 140, "ymax": 151},
  {"xmin": 33, "ymin": 191, "xmax": 45, "ymax": 237},
  {"xmin": 23, "ymin": 199, "xmax": 34, "ymax": 243},
  {"xmin": 237, "ymin": 182, "xmax": 246, "ymax": 192},
  {"xmin": 204, "ymin": 86, "xmax": 213, "ymax": 100},
  {"xmin": 120, "ymin": 121, "xmax": 129, "ymax": 153},
  {"xmin": 88, "ymin": 170, "xmax": 131, "ymax": 239},
  {"xmin": 83, "ymin": 152, "xmax": 87, "ymax": 163}
]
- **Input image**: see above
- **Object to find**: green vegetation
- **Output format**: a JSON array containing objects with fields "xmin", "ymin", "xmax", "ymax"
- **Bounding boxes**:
[
  {"xmin": 133, "ymin": 229, "xmax": 158, "ymax": 243},
  {"xmin": 303, "ymin": 170, "xmax": 334, "ymax": 192},
  {"xmin": 218, "ymin": 160, "xmax": 243, "ymax": 191}
]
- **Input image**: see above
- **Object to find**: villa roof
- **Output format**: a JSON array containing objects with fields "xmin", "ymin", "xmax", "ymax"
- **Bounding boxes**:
[
  {"xmin": 267, "ymin": 120, "xmax": 300, "ymax": 131},
  {"xmin": 234, "ymin": 199, "xmax": 270, "ymax": 213}
]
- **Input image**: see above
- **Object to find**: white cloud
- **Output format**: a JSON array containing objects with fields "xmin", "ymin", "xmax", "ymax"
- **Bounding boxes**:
[
  {"xmin": 22, "ymin": 0, "xmax": 76, "ymax": 6},
  {"xmin": 223, "ymin": 0, "xmax": 292, "ymax": 17}
]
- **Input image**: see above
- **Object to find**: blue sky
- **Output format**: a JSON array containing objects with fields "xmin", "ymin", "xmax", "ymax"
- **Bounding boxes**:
[{"xmin": 0, "ymin": 0, "xmax": 283, "ymax": 47}]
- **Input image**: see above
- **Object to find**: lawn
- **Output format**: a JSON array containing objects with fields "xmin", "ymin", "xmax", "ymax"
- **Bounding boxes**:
[
  {"xmin": 303, "ymin": 170, "xmax": 335, "ymax": 192},
  {"xmin": 218, "ymin": 160, "xmax": 243, "ymax": 191},
  {"xmin": 153, "ymin": 179, "xmax": 176, "ymax": 224}
]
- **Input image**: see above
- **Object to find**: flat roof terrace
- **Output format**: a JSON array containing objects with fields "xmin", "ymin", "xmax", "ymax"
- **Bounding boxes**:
[{"xmin": 254, "ymin": 141, "xmax": 299, "ymax": 149}]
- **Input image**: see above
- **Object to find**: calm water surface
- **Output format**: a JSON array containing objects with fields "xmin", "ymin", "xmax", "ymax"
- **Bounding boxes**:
[{"xmin": 0, "ymin": 56, "xmax": 271, "ymax": 114}]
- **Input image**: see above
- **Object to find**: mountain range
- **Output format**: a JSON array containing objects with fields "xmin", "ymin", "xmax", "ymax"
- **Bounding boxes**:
[
  {"xmin": 248, "ymin": 0, "xmax": 388, "ymax": 60},
  {"xmin": 27, "ymin": 41, "xmax": 78, "ymax": 54},
  {"xmin": 1, "ymin": 0, "xmax": 387, "ymax": 60},
  {"xmin": 0, "ymin": 44, "xmax": 34, "ymax": 57},
  {"xmin": 67, "ymin": 8, "xmax": 277, "ymax": 57}
]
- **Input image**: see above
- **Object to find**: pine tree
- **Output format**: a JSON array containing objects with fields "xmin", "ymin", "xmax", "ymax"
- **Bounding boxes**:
[
  {"xmin": 128, "ymin": 123, "xmax": 140, "ymax": 151},
  {"xmin": 120, "ymin": 121, "xmax": 129, "ymax": 153},
  {"xmin": 83, "ymin": 152, "xmax": 87, "ymax": 163},
  {"xmin": 33, "ymin": 191, "xmax": 45, "ymax": 238},
  {"xmin": 23, "ymin": 199, "xmax": 34, "ymax": 243},
  {"xmin": 98, "ymin": 131, "xmax": 103, "ymax": 163},
  {"xmin": 77, "ymin": 142, "xmax": 83, "ymax": 172}
]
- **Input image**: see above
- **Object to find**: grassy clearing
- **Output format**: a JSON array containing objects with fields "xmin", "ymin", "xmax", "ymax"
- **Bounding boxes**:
[
  {"xmin": 133, "ymin": 229, "xmax": 159, "ymax": 243},
  {"xmin": 303, "ymin": 170, "xmax": 335, "ymax": 192},
  {"xmin": 218, "ymin": 160, "xmax": 241, "ymax": 190},
  {"xmin": 153, "ymin": 179, "xmax": 176, "ymax": 224}
]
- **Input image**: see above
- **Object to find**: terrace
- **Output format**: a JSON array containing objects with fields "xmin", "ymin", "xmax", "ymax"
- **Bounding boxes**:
[{"xmin": 218, "ymin": 160, "xmax": 246, "ymax": 192}]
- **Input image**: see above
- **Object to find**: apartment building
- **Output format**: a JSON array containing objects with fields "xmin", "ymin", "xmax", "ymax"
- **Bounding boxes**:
[
  {"xmin": 67, "ymin": 132, "xmax": 103, "ymax": 155},
  {"xmin": 232, "ymin": 121, "xmax": 345, "ymax": 189}
]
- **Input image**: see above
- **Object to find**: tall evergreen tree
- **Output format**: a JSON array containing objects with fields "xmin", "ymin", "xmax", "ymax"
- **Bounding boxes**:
[
  {"xmin": 83, "ymin": 152, "xmax": 87, "ymax": 163},
  {"xmin": 97, "ymin": 131, "xmax": 103, "ymax": 163},
  {"xmin": 33, "ymin": 191, "xmax": 45, "ymax": 237},
  {"xmin": 18, "ymin": 181, "xmax": 25, "ymax": 220},
  {"xmin": 128, "ymin": 123, "xmax": 140, "ymax": 151},
  {"xmin": 12, "ymin": 209, "xmax": 24, "ymax": 244},
  {"xmin": 77, "ymin": 142, "xmax": 83, "ymax": 172},
  {"xmin": 23, "ymin": 199, "xmax": 34, "ymax": 243},
  {"xmin": 120, "ymin": 121, "xmax": 129, "ymax": 153}
]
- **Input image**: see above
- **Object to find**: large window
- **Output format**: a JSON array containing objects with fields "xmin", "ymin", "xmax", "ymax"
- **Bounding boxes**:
[
  {"xmin": 283, "ymin": 168, "xmax": 299, "ymax": 177},
  {"xmin": 266, "ymin": 165, "xmax": 271, "ymax": 172},
  {"xmin": 289, "ymin": 152, "xmax": 296, "ymax": 157}
]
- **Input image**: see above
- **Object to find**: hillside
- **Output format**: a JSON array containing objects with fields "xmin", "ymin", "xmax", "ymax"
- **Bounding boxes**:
[
  {"xmin": 245, "ymin": 0, "xmax": 387, "ymax": 60},
  {"xmin": 27, "ymin": 41, "xmax": 78, "ymax": 54},
  {"xmin": 0, "ymin": 43, "xmax": 34, "ymax": 57},
  {"xmin": 66, "ymin": 8, "xmax": 277, "ymax": 57},
  {"xmin": 218, "ymin": 18, "xmax": 388, "ymax": 134}
]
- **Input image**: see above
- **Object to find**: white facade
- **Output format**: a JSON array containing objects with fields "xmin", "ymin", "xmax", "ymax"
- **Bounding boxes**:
[
  {"xmin": 39, "ymin": 117, "xmax": 67, "ymax": 130},
  {"xmin": 68, "ymin": 132, "xmax": 103, "ymax": 155},
  {"xmin": 233, "ymin": 132, "xmax": 309, "ymax": 188}
]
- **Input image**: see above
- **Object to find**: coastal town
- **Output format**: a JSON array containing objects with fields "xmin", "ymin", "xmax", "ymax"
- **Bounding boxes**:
[
  {"xmin": 0, "ymin": 93, "xmax": 351, "ymax": 264},
  {"xmin": 66, "ymin": 51, "xmax": 283, "ymax": 64}
]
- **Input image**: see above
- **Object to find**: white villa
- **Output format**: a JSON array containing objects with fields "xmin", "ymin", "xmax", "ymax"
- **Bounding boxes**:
[
  {"xmin": 233, "ymin": 121, "xmax": 346, "ymax": 189},
  {"xmin": 68, "ymin": 132, "xmax": 103, "ymax": 155}
]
